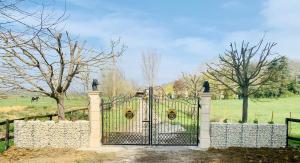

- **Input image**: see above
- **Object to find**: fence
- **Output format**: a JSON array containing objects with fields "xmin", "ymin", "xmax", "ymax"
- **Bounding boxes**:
[
  {"xmin": 0, "ymin": 107, "xmax": 88, "ymax": 152},
  {"xmin": 210, "ymin": 123, "xmax": 286, "ymax": 148},
  {"xmin": 286, "ymin": 118, "xmax": 300, "ymax": 147},
  {"xmin": 14, "ymin": 120, "xmax": 90, "ymax": 148}
]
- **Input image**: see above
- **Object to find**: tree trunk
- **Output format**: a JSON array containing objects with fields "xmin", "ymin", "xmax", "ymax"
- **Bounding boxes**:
[
  {"xmin": 242, "ymin": 96, "xmax": 248, "ymax": 123},
  {"xmin": 56, "ymin": 94, "xmax": 65, "ymax": 120}
]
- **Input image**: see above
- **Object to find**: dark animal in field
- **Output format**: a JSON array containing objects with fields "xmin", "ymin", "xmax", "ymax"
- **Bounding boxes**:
[{"xmin": 31, "ymin": 96, "xmax": 39, "ymax": 102}]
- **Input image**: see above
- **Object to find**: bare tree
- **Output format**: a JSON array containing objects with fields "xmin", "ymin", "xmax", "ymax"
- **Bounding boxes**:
[
  {"xmin": 100, "ymin": 68, "xmax": 135, "ymax": 99},
  {"xmin": 182, "ymin": 73, "xmax": 203, "ymax": 97},
  {"xmin": 205, "ymin": 38, "xmax": 283, "ymax": 122},
  {"xmin": 79, "ymin": 65, "xmax": 91, "ymax": 92},
  {"xmin": 0, "ymin": 29, "xmax": 125, "ymax": 120},
  {"xmin": 141, "ymin": 50, "xmax": 161, "ymax": 87},
  {"xmin": 0, "ymin": 0, "xmax": 65, "ymax": 41},
  {"xmin": 173, "ymin": 79, "xmax": 187, "ymax": 98}
]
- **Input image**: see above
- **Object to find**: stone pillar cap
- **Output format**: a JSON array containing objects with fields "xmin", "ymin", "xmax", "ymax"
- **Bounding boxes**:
[
  {"xmin": 88, "ymin": 91, "xmax": 101, "ymax": 95},
  {"xmin": 200, "ymin": 92, "xmax": 212, "ymax": 97}
]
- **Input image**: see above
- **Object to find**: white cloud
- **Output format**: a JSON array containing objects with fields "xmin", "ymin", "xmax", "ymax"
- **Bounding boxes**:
[
  {"xmin": 65, "ymin": 12, "xmax": 218, "ymax": 85},
  {"xmin": 220, "ymin": 0, "xmax": 300, "ymax": 59},
  {"xmin": 221, "ymin": 0, "xmax": 241, "ymax": 8},
  {"xmin": 261, "ymin": 0, "xmax": 300, "ymax": 59},
  {"xmin": 262, "ymin": 0, "xmax": 300, "ymax": 30},
  {"xmin": 173, "ymin": 37, "xmax": 217, "ymax": 56},
  {"xmin": 63, "ymin": 0, "xmax": 300, "ymax": 85}
]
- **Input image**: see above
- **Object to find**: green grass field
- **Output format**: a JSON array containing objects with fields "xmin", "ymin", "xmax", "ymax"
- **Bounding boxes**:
[
  {"xmin": 0, "ymin": 96, "xmax": 89, "ymax": 121},
  {"xmin": 211, "ymin": 96, "xmax": 300, "ymax": 124},
  {"xmin": 1, "ymin": 95, "xmax": 299, "ymax": 123}
]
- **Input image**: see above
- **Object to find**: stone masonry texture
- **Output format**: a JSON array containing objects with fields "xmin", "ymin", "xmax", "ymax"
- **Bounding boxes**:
[
  {"xmin": 14, "ymin": 120, "xmax": 90, "ymax": 149},
  {"xmin": 210, "ymin": 123, "xmax": 286, "ymax": 148}
]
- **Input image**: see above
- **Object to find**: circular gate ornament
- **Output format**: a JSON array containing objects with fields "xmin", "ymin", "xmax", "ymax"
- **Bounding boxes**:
[
  {"xmin": 167, "ymin": 109, "xmax": 176, "ymax": 120},
  {"xmin": 125, "ymin": 108, "xmax": 134, "ymax": 120}
]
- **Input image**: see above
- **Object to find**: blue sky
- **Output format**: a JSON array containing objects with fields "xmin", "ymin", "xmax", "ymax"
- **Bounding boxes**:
[{"xmin": 52, "ymin": 0, "xmax": 300, "ymax": 85}]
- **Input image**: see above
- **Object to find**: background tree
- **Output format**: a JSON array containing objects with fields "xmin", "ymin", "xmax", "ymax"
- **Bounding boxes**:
[
  {"xmin": 253, "ymin": 56, "xmax": 291, "ymax": 98},
  {"xmin": 79, "ymin": 65, "xmax": 91, "ymax": 93},
  {"xmin": 173, "ymin": 79, "xmax": 187, "ymax": 98},
  {"xmin": 100, "ymin": 68, "xmax": 136, "ymax": 100},
  {"xmin": 182, "ymin": 73, "xmax": 203, "ymax": 97},
  {"xmin": 0, "ymin": 0, "xmax": 65, "ymax": 40},
  {"xmin": 141, "ymin": 49, "xmax": 161, "ymax": 87},
  {"xmin": 0, "ymin": 30, "xmax": 124, "ymax": 120},
  {"xmin": 206, "ymin": 39, "xmax": 283, "ymax": 122}
]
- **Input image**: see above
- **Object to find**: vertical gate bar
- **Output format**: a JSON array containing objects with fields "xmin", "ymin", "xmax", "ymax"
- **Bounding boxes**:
[
  {"xmin": 126, "ymin": 98, "xmax": 129, "ymax": 134},
  {"xmin": 131, "ymin": 98, "xmax": 133, "ymax": 134},
  {"xmin": 171, "ymin": 98, "xmax": 174, "ymax": 138},
  {"xmin": 182, "ymin": 100, "xmax": 184, "ymax": 144},
  {"xmin": 187, "ymin": 98, "xmax": 193, "ymax": 143},
  {"xmin": 129, "ymin": 98, "xmax": 131, "ymax": 134},
  {"xmin": 197, "ymin": 98, "xmax": 200, "ymax": 146},
  {"xmin": 163, "ymin": 95, "xmax": 170, "ymax": 144},
  {"xmin": 143, "ymin": 97, "xmax": 146, "ymax": 145},
  {"xmin": 134, "ymin": 97, "xmax": 142, "ymax": 144},
  {"xmin": 126, "ymin": 98, "xmax": 128, "ymax": 134},
  {"xmin": 106, "ymin": 101, "xmax": 108, "ymax": 144},
  {"xmin": 167, "ymin": 96, "xmax": 169, "ymax": 144},
  {"xmin": 148, "ymin": 88, "xmax": 150, "ymax": 145},
  {"xmin": 109, "ymin": 100, "xmax": 111, "ymax": 142},
  {"xmin": 157, "ymin": 98, "xmax": 160, "ymax": 145},
  {"xmin": 137, "ymin": 98, "xmax": 140, "ymax": 144},
  {"xmin": 138, "ymin": 97, "xmax": 145, "ymax": 144},
  {"xmin": 5, "ymin": 119, "xmax": 9, "ymax": 150},
  {"xmin": 285, "ymin": 118, "xmax": 288, "ymax": 147},
  {"xmin": 104, "ymin": 101, "xmax": 107, "ymax": 144},
  {"xmin": 118, "ymin": 99, "xmax": 120, "ymax": 135},
  {"xmin": 139, "ymin": 98, "xmax": 142, "ymax": 144},
  {"xmin": 149, "ymin": 87, "xmax": 152, "ymax": 145},
  {"xmin": 153, "ymin": 95, "xmax": 155, "ymax": 145},
  {"xmin": 185, "ymin": 99, "xmax": 188, "ymax": 144},
  {"xmin": 170, "ymin": 99, "xmax": 179, "ymax": 144},
  {"xmin": 144, "ymin": 97, "xmax": 146, "ymax": 145},
  {"xmin": 157, "ymin": 97, "xmax": 159, "ymax": 144},
  {"xmin": 153, "ymin": 96, "xmax": 156, "ymax": 145},
  {"xmin": 115, "ymin": 99, "xmax": 117, "ymax": 134},
  {"xmin": 101, "ymin": 99, "xmax": 103, "ymax": 144},
  {"xmin": 129, "ymin": 99, "xmax": 135, "ymax": 134},
  {"xmin": 125, "ymin": 98, "xmax": 128, "ymax": 135}
]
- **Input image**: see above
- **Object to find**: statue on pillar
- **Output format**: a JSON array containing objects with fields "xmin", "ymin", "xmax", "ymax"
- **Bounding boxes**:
[
  {"xmin": 203, "ymin": 81, "xmax": 210, "ymax": 93},
  {"xmin": 92, "ymin": 79, "xmax": 99, "ymax": 91}
]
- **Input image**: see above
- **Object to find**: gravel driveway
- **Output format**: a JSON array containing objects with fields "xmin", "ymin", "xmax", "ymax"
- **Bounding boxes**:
[{"xmin": 1, "ymin": 146, "xmax": 300, "ymax": 162}]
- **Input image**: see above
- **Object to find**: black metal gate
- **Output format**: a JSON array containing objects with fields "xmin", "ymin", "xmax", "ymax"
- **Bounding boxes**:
[{"xmin": 101, "ymin": 87, "xmax": 200, "ymax": 146}]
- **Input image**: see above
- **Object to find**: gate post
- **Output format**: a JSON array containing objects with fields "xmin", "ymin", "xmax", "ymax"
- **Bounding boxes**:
[
  {"xmin": 199, "ymin": 93, "xmax": 211, "ymax": 149},
  {"xmin": 88, "ymin": 91, "xmax": 101, "ymax": 148}
]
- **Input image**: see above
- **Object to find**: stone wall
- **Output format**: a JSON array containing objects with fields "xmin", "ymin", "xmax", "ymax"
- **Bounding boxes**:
[
  {"xmin": 14, "ymin": 120, "xmax": 90, "ymax": 149},
  {"xmin": 210, "ymin": 123, "xmax": 286, "ymax": 148}
]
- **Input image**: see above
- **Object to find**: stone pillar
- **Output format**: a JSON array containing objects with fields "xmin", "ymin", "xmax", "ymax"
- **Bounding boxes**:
[
  {"xmin": 88, "ymin": 91, "xmax": 101, "ymax": 148},
  {"xmin": 199, "ymin": 93, "xmax": 211, "ymax": 149}
]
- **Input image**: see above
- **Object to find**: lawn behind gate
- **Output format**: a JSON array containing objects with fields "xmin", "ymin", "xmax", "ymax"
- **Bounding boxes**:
[{"xmin": 1, "ymin": 95, "xmax": 300, "ymax": 124}]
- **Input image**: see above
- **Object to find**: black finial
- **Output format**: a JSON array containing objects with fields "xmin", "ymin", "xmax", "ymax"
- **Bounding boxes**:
[
  {"xmin": 92, "ymin": 79, "xmax": 99, "ymax": 91},
  {"xmin": 203, "ymin": 81, "xmax": 210, "ymax": 93}
]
